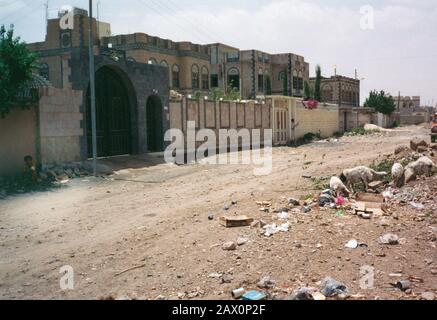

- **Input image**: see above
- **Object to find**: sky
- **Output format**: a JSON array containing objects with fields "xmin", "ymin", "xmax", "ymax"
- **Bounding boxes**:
[{"xmin": 1, "ymin": 0, "xmax": 436, "ymax": 106}]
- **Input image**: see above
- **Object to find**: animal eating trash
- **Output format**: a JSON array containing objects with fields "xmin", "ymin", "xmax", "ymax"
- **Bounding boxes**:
[
  {"xmin": 329, "ymin": 176, "xmax": 351, "ymax": 197},
  {"xmin": 340, "ymin": 166, "xmax": 387, "ymax": 193},
  {"xmin": 391, "ymin": 163, "xmax": 405, "ymax": 188}
]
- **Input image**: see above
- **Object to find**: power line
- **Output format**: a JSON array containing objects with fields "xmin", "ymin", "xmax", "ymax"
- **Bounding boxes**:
[
  {"xmin": 136, "ymin": 0, "xmax": 216, "ymax": 44},
  {"xmin": 150, "ymin": 0, "xmax": 222, "ymax": 43},
  {"xmin": 5, "ymin": 1, "xmax": 45, "ymax": 27}
]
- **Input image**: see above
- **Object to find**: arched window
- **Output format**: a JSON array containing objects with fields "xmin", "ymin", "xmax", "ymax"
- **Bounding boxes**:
[
  {"xmin": 322, "ymin": 84, "xmax": 333, "ymax": 102},
  {"xmin": 39, "ymin": 63, "xmax": 49, "ymax": 80},
  {"xmin": 191, "ymin": 64, "xmax": 199, "ymax": 89},
  {"xmin": 172, "ymin": 64, "xmax": 180, "ymax": 88},
  {"xmin": 160, "ymin": 60, "xmax": 168, "ymax": 68},
  {"xmin": 201, "ymin": 66, "xmax": 209, "ymax": 90},
  {"xmin": 278, "ymin": 70, "xmax": 285, "ymax": 81},
  {"xmin": 148, "ymin": 58, "xmax": 157, "ymax": 65},
  {"xmin": 227, "ymin": 68, "xmax": 240, "ymax": 90}
]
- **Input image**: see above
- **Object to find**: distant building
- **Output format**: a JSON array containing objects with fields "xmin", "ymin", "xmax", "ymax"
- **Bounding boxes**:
[
  {"xmin": 394, "ymin": 96, "xmax": 421, "ymax": 114},
  {"xmin": 309, "ymin": 75, "xmax": 360, "ymax": 108}
]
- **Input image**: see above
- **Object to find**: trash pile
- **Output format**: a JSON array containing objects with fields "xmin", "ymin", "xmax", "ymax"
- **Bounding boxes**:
[{"xmin": 312, "ymin": 137, "xmax": 436, "ymax": 220}]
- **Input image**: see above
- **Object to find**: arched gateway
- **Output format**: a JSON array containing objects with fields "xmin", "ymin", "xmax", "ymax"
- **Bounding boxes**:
[{"xmin": 86, "ymin": 66, "xmax": 133, "ymax": 157}]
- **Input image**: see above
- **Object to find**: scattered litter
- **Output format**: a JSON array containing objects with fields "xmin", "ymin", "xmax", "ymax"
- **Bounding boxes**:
[
  {"xmin": 219, "ymin": 216, "xmax": 254, "ymax": 228},
  {"xmin": 301, "ymin": 206, "xmax": 311, "ymax": 213},
  {"xmin": 208, "ymin": 273, "xmax": 222, "ymax": 278},
  {"xmin": 320, "ymin": 277, "xmax": 348, "ymax": 298},
  {"xmin": 289, "ymin": 287, "xmax": 325, "ymax": 300},
  {"xmin": 410, "ymin": 202, "xmax": 425, "ymax": 210},
  {"xmin": 231, "ymin": 288, "xmax": 245, "ymax": 299},
  {"xmin": 379, "ymin": 233, "xmax": 399, "ymax": 245},
  {"xmin": 335, "ymin": 210, "xmax": 345, "ymax": 217},
  {"xmin": 242, "ymin": 290, "xmax": 267, "ymax": 301},
  {"xmin": 263, "ymin": 222, "xmax": 290, "ymax": 237},
  {"xmin": 114, "ymin": 264, "xmax": 146, "ymax": 277},
  {"xmin": 276, "ymin": 211, "xmax": 289, "ymax": 220},
  {"xmin": 335, "ymin": 196, "xmax": 346, "ymax": 206},
  {"xmin": 257, "ymin": 276, "xmax": 276, "ymax": 289},
  {"xmin": 288, "ymin": 198, "xmax": 300, "ymax": 206},
  {"xmin": 345, "ymin": 239, "xmax": 359, "ymax": 249},
  {"xmin": 394, "ymin": 280, "xmax": 411, "ymax": 292},
  {"xmin": 208, "ymin": 214, "xmax": 214, "ymax": 221},
  {"xmin": 382, "ymin": 188, "xmax": 394, "ymax": 200}
]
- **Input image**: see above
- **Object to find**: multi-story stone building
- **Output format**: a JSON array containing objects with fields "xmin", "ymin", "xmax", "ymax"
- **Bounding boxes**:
[
  {"xmin": 309, "ymin": 75, "xmax": 361, "ymax": 108},
  {"xmin": 208, "ymin": 43, "xmax": 309, "ymax": 99},
  {"xmin": 29, "ymin": 7, "xmax": 310, "ymax": 101}
]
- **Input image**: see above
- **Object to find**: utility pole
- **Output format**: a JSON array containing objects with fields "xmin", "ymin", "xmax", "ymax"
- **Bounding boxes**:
[
  {"xmin": 89, "ymin": 0, "xmax": 98, "ymax": 176},
  {"xmin": 45, "ymin": 0, "xmax": 49, "ymax": 30}
]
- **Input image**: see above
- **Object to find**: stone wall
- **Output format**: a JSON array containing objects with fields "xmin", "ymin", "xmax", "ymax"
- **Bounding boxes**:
[
  {"xmin": 38, "ymin": 86, "xmax": 84, "ymax": 165},
  {"xmin": 400, "ymin": 113, "xmax": 429, "ymax": 125}
]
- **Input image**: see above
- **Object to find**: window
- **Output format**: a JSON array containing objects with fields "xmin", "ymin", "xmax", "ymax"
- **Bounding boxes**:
[
  {"xmin": 160, "ymin": 60, "xmax": 168, "ymax": 68},
  {"xmin": 172, "ymin": 65, "xmax": 180, "ymax": 88},
  {"xmin": 227, "ymin": 68, "xmax": 240, "ymax": 90},
  {"xmin": 148, "ymin": 58, "xmax": 157, "ymax": 65},
  {"xmin": 322, "ymin": 85, "xmax": 333, "ymax": 102},
  {"xmin": 278, "ymin": 71, "xmax": 285, "ymax": 81},
  {"xmin": 298, "ymin": 71, "xmax": 303, "ymax": 91},
  {"xmin": 39, "ymin": 63, "xmax": 49, "ymax": 80},
  {"xmin": 211, "ymin": 74, "xmax": 219, "ymax": 88},
  {"xmin": 293, "ymin": 70, "xmax": 298, "ymax": 90},
  {"xmin": 191, "ymin": 65, "xmax": 199, "ymax": 89},
  {"xmin": 258, "ymin": 69, "xmax": 264, "ymax": 92},
  {"xmin": 201, "ymin": 66, "xmax": 209, "ymax": 90}
]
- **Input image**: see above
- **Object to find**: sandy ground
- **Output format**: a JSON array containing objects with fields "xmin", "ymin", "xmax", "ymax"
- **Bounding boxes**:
[{"xmin": 0, "ymin": 125, "xmax": 436, "ymax": 300}]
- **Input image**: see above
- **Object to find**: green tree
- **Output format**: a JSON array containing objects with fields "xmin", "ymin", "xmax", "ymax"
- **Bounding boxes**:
[
  {"xmin": 364, "ymin": 90, "xmax": 396, "ymax": 115},
  {"xmin": 303, "ymin": 81, "xmax": 314, "ymax": 101},
  {"xmin": 0, "ymin": 25, "xmax": 39, "ymax": 118},
  {"xmin": 314, "ymin": 65, "xmax": 322, "ymax": 101}
]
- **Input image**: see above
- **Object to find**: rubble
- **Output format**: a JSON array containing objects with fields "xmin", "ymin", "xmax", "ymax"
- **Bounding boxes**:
[
  {"xmin": 410, "ymin": 137, "xmax": 428, "ymax": 151},
  {"xmin": 379, "ymin": 234, "xmax": 399, "ymax": 245},
  {"xmin": 257, "ymin": 276, "xmax": 276, "ymax": 289},
  {"xmin": 320, "ymin": 277, "xmax": 348, "ymax": 298},
  {"xmin": 219, "ymin": 216, "xmax": 254, "ymax": 228},
  {"xmin": 222, "ymin": 241, "xmax": 237, "ymax": 251}
]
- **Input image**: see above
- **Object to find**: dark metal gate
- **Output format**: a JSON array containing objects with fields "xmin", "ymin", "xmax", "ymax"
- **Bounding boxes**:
[
  {"xmin": 87, "ymin": 67, "xmax": 131, "ymax": 158},
  {"xmin": 146, "ymin": 95, "xmax": 164, "ymax": 152}
]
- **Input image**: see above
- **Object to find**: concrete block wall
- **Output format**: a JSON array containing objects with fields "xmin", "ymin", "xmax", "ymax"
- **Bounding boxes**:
[
  {"xmin": 38, "ymin": 86, "xmax": 83, "ymax": 165},
  {"xmin": 169, "ymin": 97, "xmax": 272, "ymax": 150},
  {"xmin": 294, "ymin": 103, "xmax": 339, "ymax": 139}
]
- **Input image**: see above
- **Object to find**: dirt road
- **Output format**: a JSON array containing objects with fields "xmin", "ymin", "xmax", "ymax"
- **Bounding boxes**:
[{"xmin": 1, "ymin": 125, "xmax": 436, "ymax": 300}]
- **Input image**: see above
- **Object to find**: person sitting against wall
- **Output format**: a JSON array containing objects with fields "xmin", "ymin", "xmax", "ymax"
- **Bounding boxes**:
[{"xmin": 23, "ymin": 155, "xmax": 39, "ymax": 184}]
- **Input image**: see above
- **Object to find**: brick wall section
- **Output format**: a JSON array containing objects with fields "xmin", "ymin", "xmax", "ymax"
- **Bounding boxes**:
[
  {"xmin": 0, "ymin": 107, "xmax": 38, "ymax": 175},
  {"xmin": 38, "ymin": 86, "xmax": 83, "ymax": 165},
  {"xmin": 295, "ymin": 104, "xmax": 339, "ymax": 139}
]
